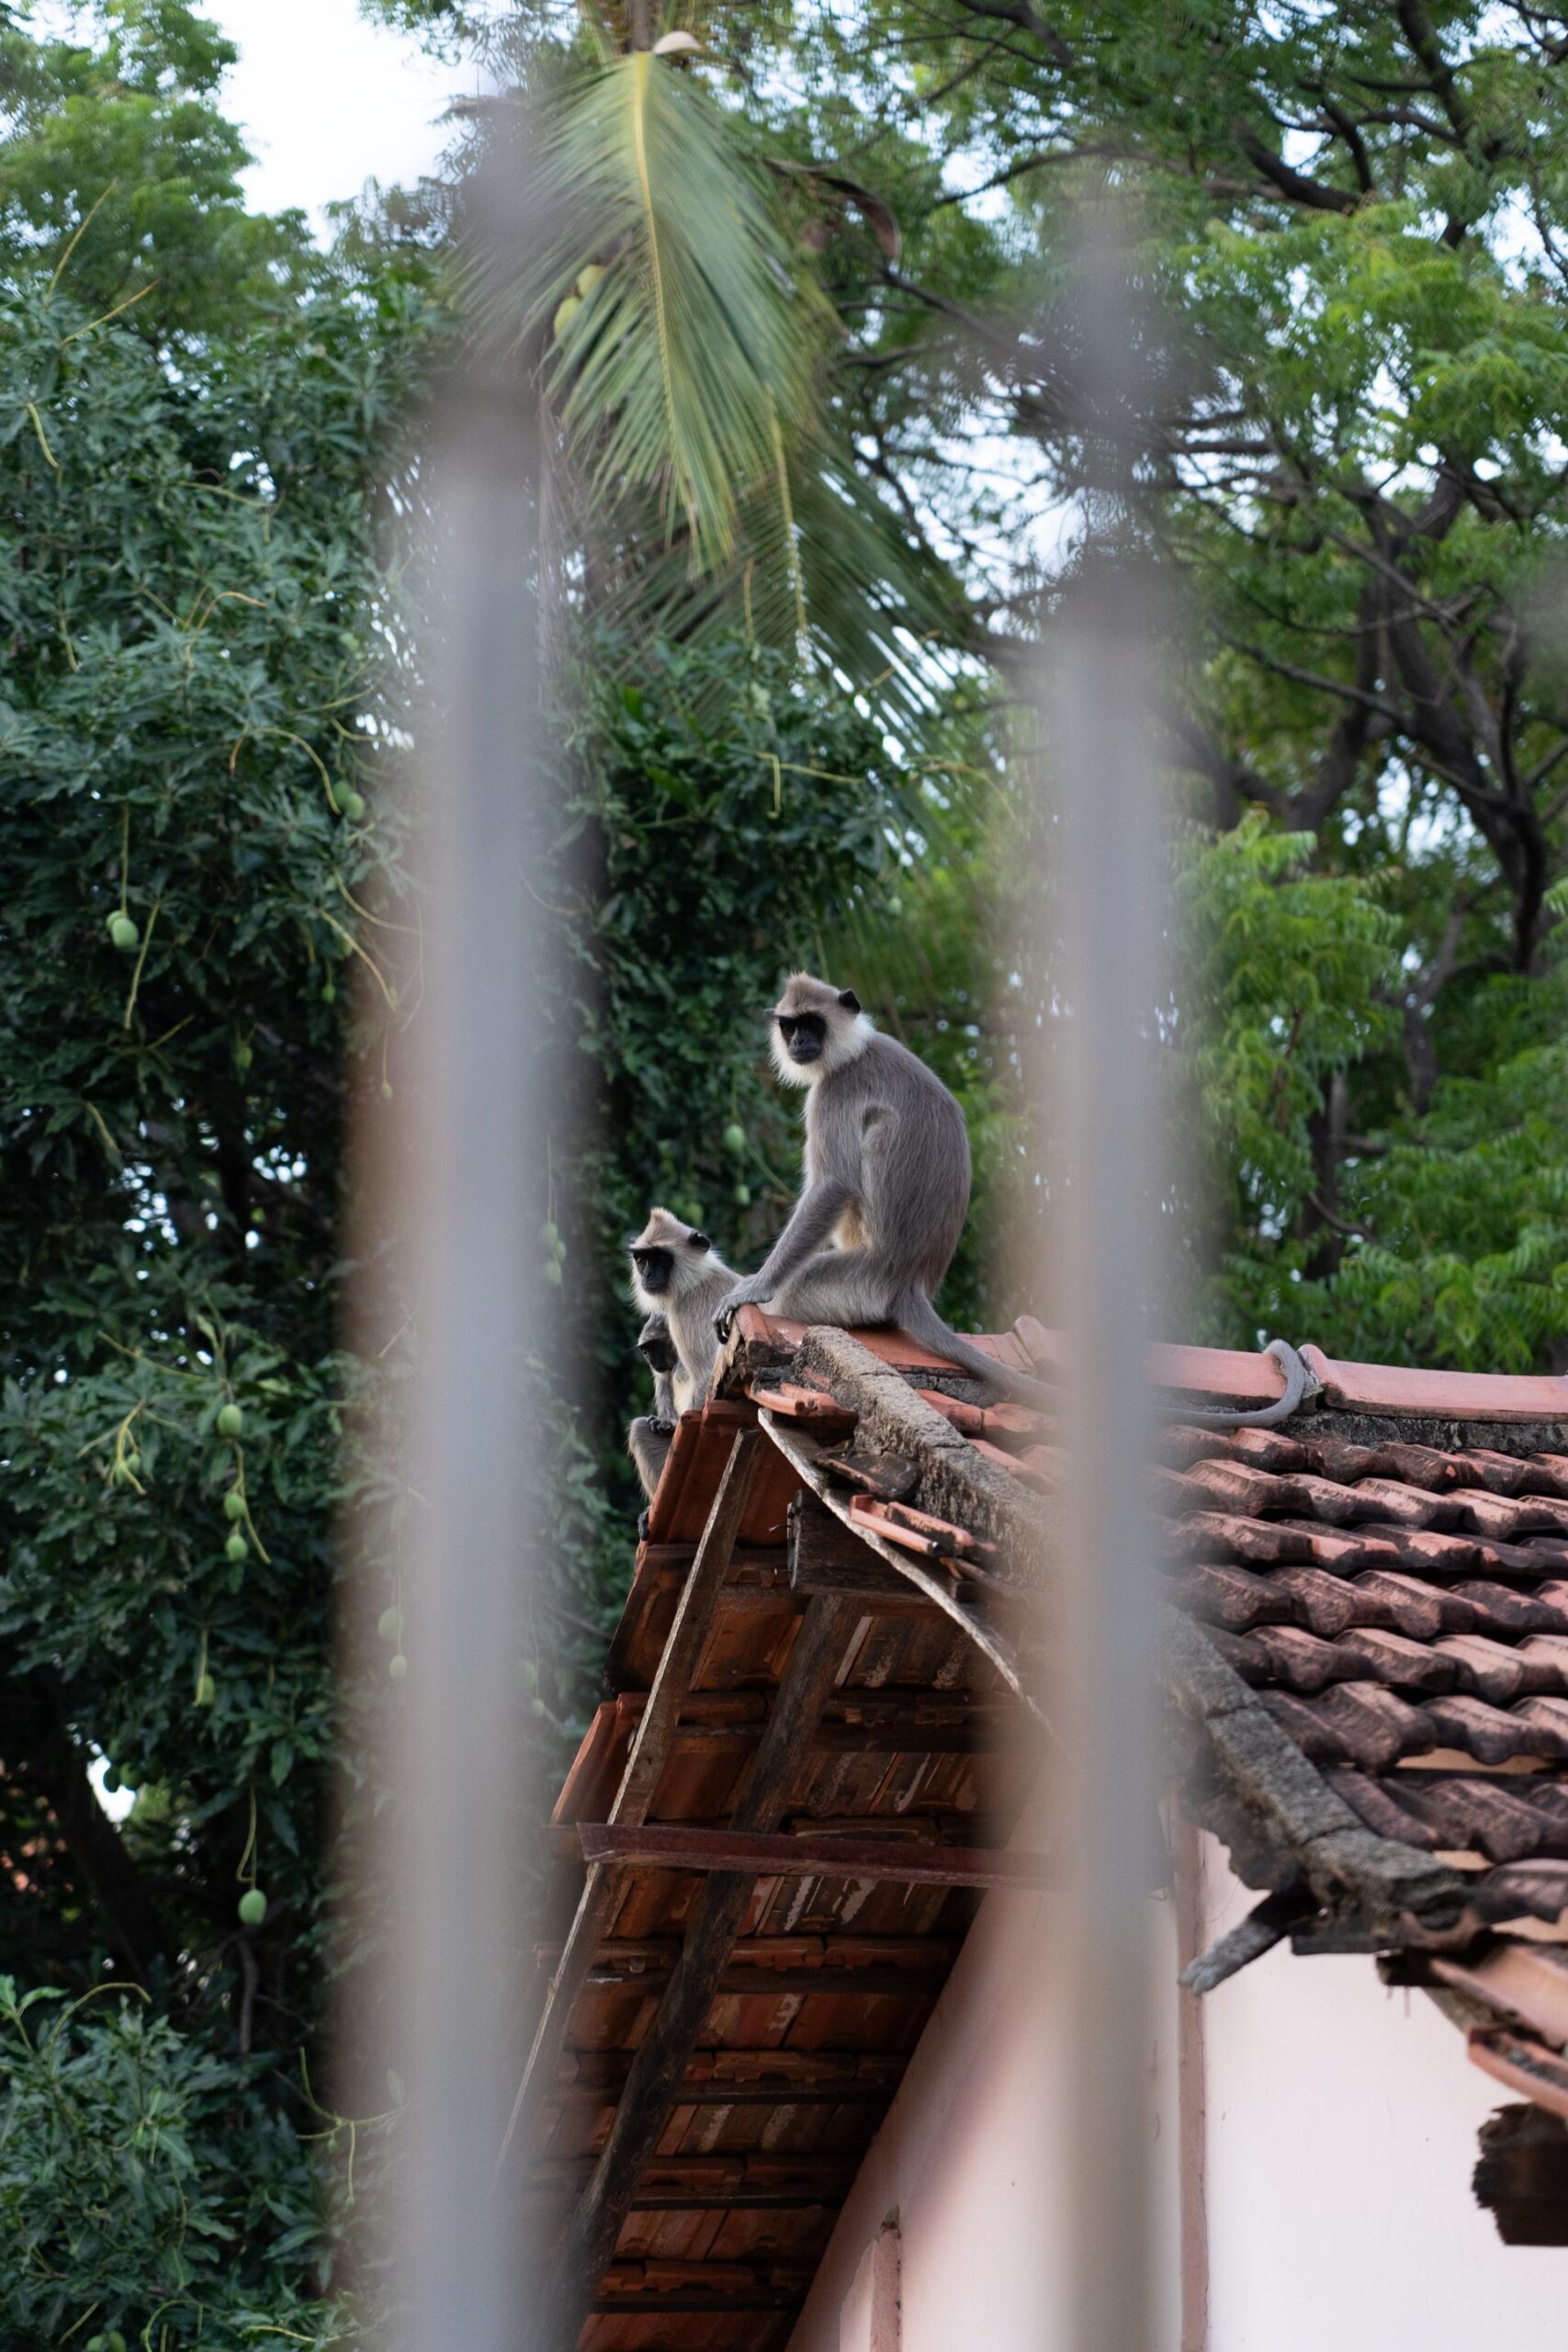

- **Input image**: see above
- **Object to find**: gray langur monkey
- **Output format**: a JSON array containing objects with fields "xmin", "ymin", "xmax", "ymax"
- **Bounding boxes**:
[
  {"xmin": 626, "ymin": 1208, "xmax": 739, "ymax": 1505},
  {"xmin": 712, "ymin": 973, "xmax": 1055, "ymax": 1406},
  {"xmin": 626, "ymin": 1312, "xmax": 680, "ymax": 1503},
  {"xmin": 628, "ymin": 1204, "xmax": 737, "ymax": 1407}
]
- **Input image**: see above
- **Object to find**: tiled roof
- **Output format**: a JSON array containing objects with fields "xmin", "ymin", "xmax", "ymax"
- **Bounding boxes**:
[{"xmin": 518, "ymin": 1314, "xmax": 1568, "ymax": 2338}]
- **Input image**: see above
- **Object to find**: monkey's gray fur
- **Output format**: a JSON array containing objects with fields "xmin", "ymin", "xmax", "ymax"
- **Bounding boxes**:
[
  {"xmin": 626, "ymin": 1311, "xmax": 680, "ymax": 1502},
  {"xmin": 626, "ymin": 1209, "xmax": 739, "ymax": 1500},
  {"xmin": 714, "ymin": 973, "xmax": 1055, "ymax": 1406}
]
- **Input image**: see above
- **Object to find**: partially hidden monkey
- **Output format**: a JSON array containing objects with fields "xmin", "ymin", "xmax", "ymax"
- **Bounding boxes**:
[
  {"xmin": 712, "ymin": 972, "xmax": 1055, "ymax": 1407},
  {"xmin": 626, "ymin": 1208, "xmax": 739, "ymax": 1501},
  {"xmin": 626, "ymin": 1312, "xmax": 680, "ymax": 1503}
]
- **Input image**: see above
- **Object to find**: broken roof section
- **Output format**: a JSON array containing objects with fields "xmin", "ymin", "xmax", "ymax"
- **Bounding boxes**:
[{"xmin": 518, "ymin": 1310, "xmax": 1568, "ymax": 2345}]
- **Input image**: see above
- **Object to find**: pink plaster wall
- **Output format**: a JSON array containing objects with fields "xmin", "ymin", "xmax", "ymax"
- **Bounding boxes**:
[
  {"xmin": 789, "ymin": 1840, "xmax": 1568, "ymax": 2352},
  {"xmin": 785, "ymin": 1886, "xmax": 1183, "ymax": 2352},
  {"xmin": 1197, "ymin": 1834, "xmax": 1568, "ymax": 2350}
]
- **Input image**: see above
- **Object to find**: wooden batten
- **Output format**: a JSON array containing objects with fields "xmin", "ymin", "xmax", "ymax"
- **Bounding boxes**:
[
  {"xmin": 576, "ymin": 1819, "xmax": 1054, "ymax": 1891},
  {"xmin": 557, "ymin": 1591, "xmax": 863, "ymax": 2335}
]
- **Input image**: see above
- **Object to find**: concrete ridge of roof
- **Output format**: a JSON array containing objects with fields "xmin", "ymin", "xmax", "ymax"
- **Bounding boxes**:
[
  {"xmin": 1008, "ymin": 1315, "xmax": 1568, "ymax": 1427},
  {"xmin": 739, "ymin": 1308, "xmax": 1568, "ymax": 1426}
]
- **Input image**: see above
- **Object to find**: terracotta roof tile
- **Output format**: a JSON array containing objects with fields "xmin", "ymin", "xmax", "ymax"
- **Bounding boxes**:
[
  {"xmin": 1325, "ymin": 1768, "xmax": 1445, "ymax": 1850},
  {"xmin": 1220, "ymin": 1625, "xmax": 1361, "ymax": 1693},
  {"xmin": 1350, "ymin": 1524, "xmax": 1488, "ymax": 1574},
  {"xmin": 1172, "ymin": 1561, "xmax": 1298, "ymax": 1631},
  {"xmin": 540, "ymin": 1313, "xmax": 1568, "ymax": 2319},
  {"xmin": 1400, "ymin": 1776, "xmax": 1553, "ymax": 1864},
  {"xmin": 1510, "ymin": 1698, "xmax": 1568, "ymax": 1758},
  {"xmin": 1422, "ymin": 1692, "xmax": 1544, "ymax": 1764},
  {"xmin": 1346, "ymin": 1477, "xmax": 1451, "ymax": 1530},
  {"xmin": 1336, "ymin": 1626, "xmax": 1459, "ymax": 1695},
  {"xmin": 1262, "ymin": 1681, "xmax": 1431, "ymax": 1770},
  {"xmin": 1168, "ymin": 1510, "xmax": 1314, "ymax": 1566},
  {"xmin": 1452, "ymin": 1580, "xmax": 1568, "ymax": 1636},
  {"xmin": 1267, "ymin": 1520, "xmax": 1406, "ymax": 1572},
  {"xmin": 1349, "ymin": 1569, "xmax": 1462, "ymax": 1639},
  {"xmin": 1517, "ymin": 1635, "xmax": 1568, "ymax": 1695},
  {"xmin": 1302, "ymin": 1348, "xmax": 1568, "ymax": 1423},
  {"xmin": 1431, "ymin": 1634, "xmax": 1530, "ymax": 1704},
  {"xmin": 1269, "ymin": 1563, "xmax": 1368, "ymax": 1635}
]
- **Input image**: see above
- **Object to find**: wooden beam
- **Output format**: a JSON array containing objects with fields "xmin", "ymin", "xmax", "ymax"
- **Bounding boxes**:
[
  {"xmin": 548, "ymin": 2045, "xmax": 903, "ymax": 2106},
  {"xmin": 578, "ymin": 1820, "xmax": 1055, "ymax": 1893},
  {"xmin": 787, "ymin": 1489, "xmax": 931, "ymax": 1604},
  {"xmin": 528, "ymin": 2151, "xmax": 862, "ymax": 2208},
  {"xmin": 538, "ymin": 1929, "xmax": 961, "ymax": 1978},
  {"xmin": 582, "ymin": 1962, "xmax": 948, "ymax": 1996},
  {"xmin": 763, "ymin": 1407, "xmax": 1039, "ymax": 1715},
  {"xmin": 592, "ymin": 2292, "xmax": 801, "ymax": 2314},
  {"xmin": 558, "ymin": 1591, "xmax": 857, "ymax": 2335},
  {"xmin": 498, "ymin": 1430, "xmax": 760, "ymax": 2170}
]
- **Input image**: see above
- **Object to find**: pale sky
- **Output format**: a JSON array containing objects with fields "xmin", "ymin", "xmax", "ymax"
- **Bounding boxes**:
[{"xmin": 197, "ymin": 0, "xmax": 479, "ymax": 228}]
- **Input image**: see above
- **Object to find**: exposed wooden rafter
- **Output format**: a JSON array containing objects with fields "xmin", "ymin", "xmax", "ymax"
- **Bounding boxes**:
[{"xmin": 556, "ymin": 1589, "xmax": 860, "ymax": 2339}]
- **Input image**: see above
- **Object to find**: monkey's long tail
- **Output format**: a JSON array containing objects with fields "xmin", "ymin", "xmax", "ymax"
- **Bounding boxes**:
[
  {"xmin": 893, "ymin": 1294, "xmax": 1316, "ymax": 1431},
  {"xmin": 892, "ymin": 1290, "xmax": 1059, "ymax": 1408}
]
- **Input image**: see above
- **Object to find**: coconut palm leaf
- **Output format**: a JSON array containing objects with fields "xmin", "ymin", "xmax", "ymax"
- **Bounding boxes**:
[
  {"xmin": 536, "ymin": 51, "xmax": 818, "ymax": 577},
  {"xmin": 587, "ymin": 424, "xmax": 962, "ymax": 722}
]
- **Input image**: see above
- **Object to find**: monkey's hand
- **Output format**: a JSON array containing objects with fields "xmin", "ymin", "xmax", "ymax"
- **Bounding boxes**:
[
  {"xmin": 649, "ymin": 1417, "xmax": 676, "ymax": 1439},
  {"xmin": 714, "ymin": 1277, "xmax": 773, "ymax": 1345}
]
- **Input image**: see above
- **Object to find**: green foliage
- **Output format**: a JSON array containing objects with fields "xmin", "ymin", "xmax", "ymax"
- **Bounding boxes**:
[
  {"xmin": 0, "ymin": 1982, "xmax": 339, "ymax": 2349},
  {"xmin": 553, "ymin": 633, "xmax": 917, "ymax": 1515},
  {"xmin": 1181, "ymin": 816, "xmax": 1398, "ymax": 1247},
  {"xmin": 0, "ymin": 6, "xmax": 436, "ymax": 2340},
  {"xmin": 0, "ymin": 1, "xmax": 315, "ymax": 336},
  {"xmin": 738, "ymin": 0, "xmax": 1568, "ymax": 1369},
  {"xmin": 537, "ymin": 51, "xmax": 818, "ymax": 578},
  {"xmin": 461, "ymin": 12, "xmax": 955, "ymax": 714}
]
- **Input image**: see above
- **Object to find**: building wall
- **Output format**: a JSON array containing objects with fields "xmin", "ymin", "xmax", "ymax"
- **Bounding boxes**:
[
  {"xmin": 784, "ymin": 1883, "xmax": 1185, "ymax": 2352},
  {"xmin": 787, "ymin": 1839, "xmax": 1568, "ymax": 2352},
  {"xmin": 1198, "ymin": 1838, "xmax": 1567, "ymax": 2351}
]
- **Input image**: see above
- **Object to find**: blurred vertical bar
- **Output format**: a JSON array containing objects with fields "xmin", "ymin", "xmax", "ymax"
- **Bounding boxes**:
[
  {"xmin": 359, "ymin": 105, "xmax": 549, "ymax": 2352},
  {"xmin": 1035, "ymin": 208, "xmax": 1168, "ymax": 2352}
]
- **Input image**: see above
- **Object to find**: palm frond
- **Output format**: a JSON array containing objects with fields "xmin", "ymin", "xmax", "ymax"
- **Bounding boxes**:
[
  {"xmin": 539, "ymin": 52, "xmax": 817, "ymax": 575},
  {"xmin": 592, "ymin": 426, "xmax": 961, "ymax": 721}
]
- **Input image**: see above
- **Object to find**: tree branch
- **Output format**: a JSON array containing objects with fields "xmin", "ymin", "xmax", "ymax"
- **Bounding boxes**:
[
  {"xmin": 2, "ymin": 1667, "xmax": 165, "ymax": 1982},
  {"xmin": 1234, "ymin": 126, "xmax": 1359, "ymax": 213}
]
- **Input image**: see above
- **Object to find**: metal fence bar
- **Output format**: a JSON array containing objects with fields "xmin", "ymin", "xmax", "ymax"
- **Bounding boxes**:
[
  {"xmin": 361, "ymin": 115, "xmax": 553, "ymax": 2352},
  {"xmin": 1034, "ymin": 209, "xmax": 1172, "ymax": 2352}
]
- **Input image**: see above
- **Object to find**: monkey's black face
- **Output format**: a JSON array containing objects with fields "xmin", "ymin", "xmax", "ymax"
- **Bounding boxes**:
[
  {"xmin": 630, "ymin": 1246, "xmax": 673, "ymax": 1294},
  {"xmin": 775, "ymin": 1012, "xmax": 827, "ymax": 1065},
  {"xmin": 638, "ymin": 1331, "xmax": 679, "ymax": 1374}
]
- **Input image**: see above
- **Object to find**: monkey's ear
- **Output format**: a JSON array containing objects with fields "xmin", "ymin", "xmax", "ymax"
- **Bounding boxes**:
[
  {"xmin": 687, "ymin": 1230, "xmax": 711, "ymax": 1252},
  {"xmin": 838, "ymin": 989, "xmax": 861, "ymax": 1014}
]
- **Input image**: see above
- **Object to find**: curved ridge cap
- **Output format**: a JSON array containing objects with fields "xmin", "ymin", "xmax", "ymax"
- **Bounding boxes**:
[
  {"xmin": 1015, "ymin": 1317, "xmax": 1568, "ymax": 1425},
  {"xmin": 1299, "ymin": 1347, "xmax": 1568, "ymax": 1424}
]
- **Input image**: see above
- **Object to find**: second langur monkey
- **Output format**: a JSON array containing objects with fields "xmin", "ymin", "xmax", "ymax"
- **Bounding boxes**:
[
  {"xmin": 626, "ymin": 1313, "xmax": 680, "ymax": 1503},
  {"xmin": 713, "ymin": 972, "xmax": 1054, "ymax": 1407},
  {"xmin": 626, "ymin": 1209, "xmax": 739, "ymax": 1505},
  {"xmin": 627, "ymin": 1206, "xmax": 737, "ymax": 1414}
]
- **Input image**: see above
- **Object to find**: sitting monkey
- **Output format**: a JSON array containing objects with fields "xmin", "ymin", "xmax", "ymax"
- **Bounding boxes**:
[
  {"xmin": 626, "ymin": 1312, "xmax": 680, "ymax": 1502},
  {"xmin": 625, "ymin": 1210, "xmax": 739, "ymax": 1507},
  {"xmin": 713, "ymin": 972, "xmax": 1052, "ymax": 1405}
]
